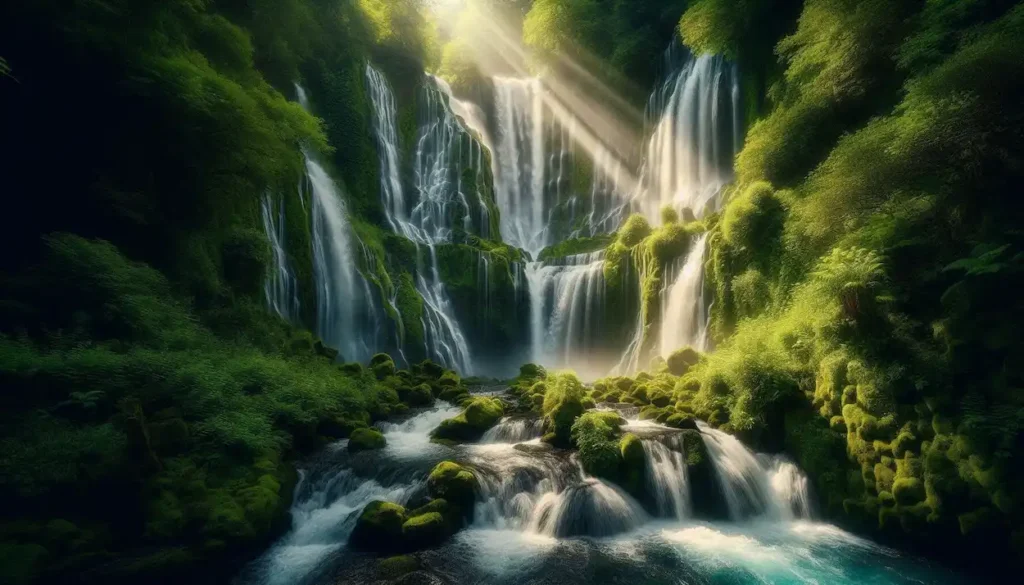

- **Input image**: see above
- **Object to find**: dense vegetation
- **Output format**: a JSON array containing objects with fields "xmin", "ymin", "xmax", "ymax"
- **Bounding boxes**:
[{"xmin": 2, "ymin": 0, "xmax": 1023, "ymax": 582}]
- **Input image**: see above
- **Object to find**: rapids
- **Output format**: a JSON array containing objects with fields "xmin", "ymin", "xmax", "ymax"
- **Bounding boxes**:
[{"xmin": 236, "ymin": 400, "xmax": 968, "ymax": 585}]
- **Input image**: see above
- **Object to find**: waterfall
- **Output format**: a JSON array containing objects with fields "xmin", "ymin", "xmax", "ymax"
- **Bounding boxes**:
[
  {"xmin": 260, "ymin": 192, "xmax": 300, "ymax": 322},
  {"xmin": 637, "ymin": 49, "xmax": 741, "ymax": 222},
  {"xmin": 366, "ymin": 63, "xmax": 474, "ymax": 373},
  {"xmin": 493, "ymin": 77, "xmax": 550, "ymax": 256},
  {"xmin": 659, "ymin": 233, "xmax": 711, "ymax": 356},
  {"xmin": 527, "ymin": 477, "xmax": 647, "ymax": 538},
  {"xmin": 307, "ymin": 153, "xmax": 379, "ymax": 363},
  {"xmin": 642, "ymin": 435, "xmax": 691, "ymax": 520},
  {"xmin": 697, "ymin": 421, "xmax": 814, "ymax": 521},
  {"xmin": 524, "ymin": 251, "xmax": 607, "ymax": 375}
]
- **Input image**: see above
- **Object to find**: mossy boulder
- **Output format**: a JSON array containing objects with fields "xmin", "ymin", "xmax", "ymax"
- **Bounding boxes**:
[
  {"xmin": 437, "ymin": 385, "xmax": 469, "ymax": 405},
  {"xmin": 369, "ymin": 353, "xmax": 397, "ymax": 380},
  {"xmin": 413, "ymin": 359, "xmax": 445, "ymax": 379},
  {"xmin": 666, "ymin": 347, "xmax": 701, "ymax": 376},
  {"xmin": 542, "ymin": 372, "xmax": 587, "ymax": 447},
  {"xmin": 619, "ymin": 432, "xmax": 646, "ymax": 497},
  {"xmin": 401, "ymin": 512, "xmax": 447, "ymax": 549},
  {"xmin": 349, "ymin": 501, "xmax": 407, "ymax": 552},
  {"xmin": 892, "ymin": 477, "xmax": 926, "ymax": 506},
  {"xmin": 431, "ymin": 397, "xmax": 503, "ymax": 442},
  {"xmin": 666, "ymin": 413, "xmax": 697, "ymax": 430},
  {"xmin": 439, "ymin": 370, "xmax": 461, "ymax": 387},
  {"xmin": 571, "ymin": 412, "xmax": 624, "ymax": 479},
  {"xmin": 427, "ymin": 462, "xmax": 477, "ymax": 510},
  {"xmin": 348, "ymin": 428, "xmax": 386, "ymax": 452},
  {"xmin": 399, "ymin": 383, "xmax": 435, "ymax": 407}
]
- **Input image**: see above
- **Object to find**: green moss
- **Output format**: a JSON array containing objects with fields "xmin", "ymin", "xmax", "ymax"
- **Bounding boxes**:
[
  {"xmin": 348, "ymin": 428, "xmax": 386, "ymax": 452},
  {"xmin": 399, "ymin": 383, "xmax": 435, "ymax": 407},
  {"xmin": 571, "ymin": 412, "xmax": 624, "ymax": 479},
  {"xmin": 666, "ymin": 347, "xmax": 701, "ymax": 376},
  {"xmin": 349, "ymin": 500, "xmax": 407, "ymax": 552},
  {"xmin": 427, "ymin": 462, "xmax": 476, "ymax": 510},
  {"xmin": 541, "ymin": 371, "xmax": 587, "ymax": 447},
  {"xmin": 538, "ymin": 235, "xmax": 613, "ymax": 261},
  {"xmin": 401, "ymin": 512, "xmax": 447, "ymax": 549},
  {"xmin": 369, "ymin": 353, "xmax": 397, "ymax": 380},
  {"xmin": 892, "ymin": 477, "xmax": 926, "ymax": 506},
  {"xmin": 431, "ymin": 397, "xmax": 502, "ymax": 442}
]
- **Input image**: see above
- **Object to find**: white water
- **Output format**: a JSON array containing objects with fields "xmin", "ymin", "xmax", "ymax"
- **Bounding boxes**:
[
  {"xmin": 306, "ymin": 153, "xmax": 379, "ymax": 363},
  {"xmin": 642, "ymin": 435, "xmax": 691, "ymax": 520},
  {"xmin": 239, "ymin": 403, "xmax": 461, "ymax": 585},
  {"xmin": 480, "ymin": 417, "xmax": 545, "ymax": 444},
  {"xmin": 260, "ymin": 192, "xmax": 300, "ymax": 322},
  {"xmin": 659, "ymin": 232, "xmax": 711, "ymax": 356},
  {"xmin": 524, "ymin": 251, "xmax": 608, "ymax": 377},
  {"xmin": 697, "ymin": 421, "xmax": 813, "ymax": 521},
  {"xmin": 365, "ymin": 64, "xmax": 474, "ymax": 373},
  {"xmin": 635, "ymin": 50, "xmax": 741, "ymax": 222}
]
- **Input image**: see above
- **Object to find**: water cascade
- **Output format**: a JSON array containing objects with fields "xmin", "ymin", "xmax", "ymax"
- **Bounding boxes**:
[
  {"xmin": 260, "ymin": 193, "xmax": 300, "ymax": 322},
  {"xmin": 641, "ymin": 434, "xmax": 691, "ymax": 520},
  {"xmin": 697, "ymin": 421, "xmax": 814, "ymax": 521},
  {"xmin": 636, "ymin": 49, "xmax": 741, "ymax": 222},
  {"xmin": 365, "ymin": 64, "xmax": 475, "ymax": 373},
  {"xmin": 293, "ymin": 84, "xmax": 383, "ymax": 363},
  {"xmin": 524, "ymin": 251, "xmax": 610, "ymax": 377},
  {"xmin": 659, "ymin": 232, "xmax": 711, "ymax": 356}
]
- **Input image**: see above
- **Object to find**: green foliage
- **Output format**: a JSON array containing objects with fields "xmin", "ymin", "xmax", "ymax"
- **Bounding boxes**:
[
  {"xmin": 571, "ymin": 412, "xmax": 624, "ymax": 478},
  {"xmin": 541, "ymin": 371, "xmax": 587, "ymax": 447},
  {"xmin": 537, "ymin": 235, "xmax": 613, "ymax": 261}
]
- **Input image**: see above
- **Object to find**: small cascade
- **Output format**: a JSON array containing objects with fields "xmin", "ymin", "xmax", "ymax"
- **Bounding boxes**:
[
  {"xmin": 767, "ymin": 455, "xmax": 815, "ymax": 519},
  {"xmin": 260, "ymin": 192, "xmax": 300, "ymax": 322},
  {"xmin": 525, "ymin": 251, "xmax": 607, "ymax": 376},
  {"xmin": 528, "ymin": 477, "xmax": 648, "ymax": 538},
  {"xmin": 659, "ymin": 233, "xmax": 711, "ymax": 356},
  {"xmin": 697, "ymin": 422, "xmax": 813, "ymax": 521},
  {"xmin": 641, "ymin": 434, "xmax": 691, "ymax": 520},
  {"xmin": 480, "ymin": 417, "xmax": 544, "ymax": 444},
  {"xmin": 365, "ymin": 63, "xmax": 475, "ymax": 373}
]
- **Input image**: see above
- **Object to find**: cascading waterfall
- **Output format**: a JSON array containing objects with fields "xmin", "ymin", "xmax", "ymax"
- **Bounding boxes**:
[
  {"xmin": 659, "ymin": 233, "xmax": 711, "ymax": 356},
  {"xmin": 294, "ymin": 84, "xmax": 380, "ymax": 363},
  {"xmin": 524, "ymin": 251, "xmax": 608, "ymax": 377},
  {"xmin": 697, "ymin": 421, "xmax": 814, "ymax": 521},
  {"xmin": 641, "ymin": 434, "xmax": 691, "ymax": 520},
  {"xmin": 366, "ymin": 64, "xmax": 474, "ymax": 373},
  {"xmin": 260, "ymin": 192, "xmax": 300, "ymax": 322},
  {"xmin": 493, "ymin": 77, "xmax": 550, "ymax": 256},
  {"xmin": 636, "ymin": 48, "xmax": 741, "ymax": 222},
  {"xmin": 480, "ymin": 417, "xmax": 545, "ymax": 444}
]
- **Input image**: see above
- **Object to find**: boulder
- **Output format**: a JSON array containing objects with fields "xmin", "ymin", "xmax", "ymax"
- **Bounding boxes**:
[
  {"xmin": 348, "ymin": 428, "xmax": 386, "ymax": 452},
  {"xmin": 349, "ymin": 501, "xmax": 406, "ymax": 551},
  {"xmin": 427, "ymin": 462, "xmax": 477, "ymax": 511},
  {"xmin": 431, "ymin": 398, "xmax": 502, "ymax": 442},
  {"xmin": 666, "ymin": 347, "xmax": 701, "ymax": 376},
  {"xmin": 399, "ymin": 384, "xmax": 435, "ymax": 407},
  {"xmin": 370, "ymin": 353, "xmax": 397, "ymax": 380}
]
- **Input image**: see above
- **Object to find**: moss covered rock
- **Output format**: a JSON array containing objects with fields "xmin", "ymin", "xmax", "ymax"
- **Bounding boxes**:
[
  {"xmin": 431, "ymin": 397, "xmax": 503, "ymax": 442},
  {"xmin": 349, "ymin": 501, "xmax": 407, "ymax": 552},
  {"xmin": 542, "ymin": 372, "xmax": 587, "ymax": 447},
  {"xmin": 399, "ymin": 383, "xmax": 435, "ymax": 407},
  {"xmin": 348, "ymin": 428, "xmax": 386, "ymax": 452},
  {"xmin": 401, "ymin": 512, "xmax": 447, "ymax": 549},
  {"xmin": 666, "ymin": 347, "xmax": 701, "ymax": 376},
  {"xmin": 369, "ymin": 353, "xmax": 397, "ymax": 380},
  {"xmin": 427, "ymin": 462, "xmax": 477, "ymax": 510},
  {"xmin": 571, "ymin": 412, "xmax": 624, "ymax": 479},
  {"xmin": 619, "ymin": 432, "xmax": 646, "ymax": 497}
]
